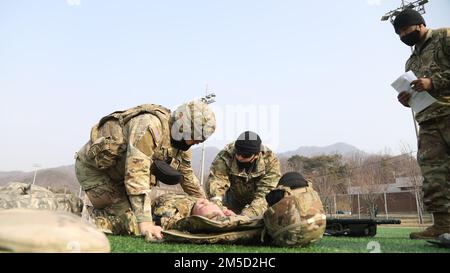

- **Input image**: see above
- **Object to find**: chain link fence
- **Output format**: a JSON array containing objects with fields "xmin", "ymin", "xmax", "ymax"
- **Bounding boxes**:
[{"xmin": 322, "ymin": 190, "xmax": 432, "ymax": 226}]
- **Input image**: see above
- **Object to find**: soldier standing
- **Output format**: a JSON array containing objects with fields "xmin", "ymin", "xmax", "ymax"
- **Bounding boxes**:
[
  {"xmin": 75, "ymin": 100, "xmax": 216, "ymax": 241},
  {"xmin": 394, "ymin": 9, "xmax": 450, "ymax": 239},
  {"xmin": 206, "ymin": 131, "xmax": 281, "ymax": 217}
]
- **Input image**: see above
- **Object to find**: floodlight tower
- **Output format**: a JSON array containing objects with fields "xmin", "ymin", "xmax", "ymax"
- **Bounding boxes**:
[
  {"xmin": 32, "ymin": 164, "xmax": 41, "ymax": 186},
  {"xmin": 381, "ymin": 0, "xmax": 428, "ymax": 23},
  {"xmin": 199, "ymin": 86, "xmax": 216, "ymax": 187}
]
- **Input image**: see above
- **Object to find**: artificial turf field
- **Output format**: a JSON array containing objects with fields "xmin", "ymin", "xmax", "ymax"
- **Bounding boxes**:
[{"xmin": 108, "ymin": 227, "xmax": 450, "ymax": 253}]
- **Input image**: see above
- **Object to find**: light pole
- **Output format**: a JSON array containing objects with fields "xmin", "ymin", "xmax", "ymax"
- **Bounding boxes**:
[
  {"xmin": 199, "ymin": 87, "xmax": 216, "ymax": 187},
  {"xmin": 32, "ymin": 164, "xmax": 41, "ymax": 186}
]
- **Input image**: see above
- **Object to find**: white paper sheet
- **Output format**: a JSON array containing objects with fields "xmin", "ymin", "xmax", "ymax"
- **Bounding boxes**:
[{"xmin": 391, "ymin": 71, "xmax": 437, "ymax": 113}]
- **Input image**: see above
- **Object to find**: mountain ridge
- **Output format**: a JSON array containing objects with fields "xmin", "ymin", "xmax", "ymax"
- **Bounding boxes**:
[{"xmin": 0, "ymin": 143, "xmax": 364, "ymax": 192}]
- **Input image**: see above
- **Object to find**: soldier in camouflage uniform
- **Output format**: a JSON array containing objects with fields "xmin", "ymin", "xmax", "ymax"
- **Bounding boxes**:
[
  {"xmin": 152, "ymin": 193, "xmax": 199, "ymax": 230},
  {"xmin": 394, "ymin": 9, "xmax": 450, "ymax": 239},
  {"xmin": 152, "ymin": 193, "xmax": 235, "ymax": 230},
  {"xmin": 75, "ymin": 100, "xmax": 216, "ymax": 240},
  {"xmin": 206, "ymin": 131, "xmax": 281, "ymax": 218},
  {"xmin": 264, "ymin": 172, "xmax": 326, "ymax": 247},
  {"xmin": 153, "ymin": 193, "xmax": 264, "ymax": 245}
]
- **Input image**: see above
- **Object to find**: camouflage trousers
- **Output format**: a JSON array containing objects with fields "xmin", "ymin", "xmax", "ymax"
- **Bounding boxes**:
[
  {"xmin": 75, "ymin": 157, "xmax": 139, "ymax": 236},
  {"xmin": 418, "ymin": 115, "xmax": 450, "ymax": 213}
]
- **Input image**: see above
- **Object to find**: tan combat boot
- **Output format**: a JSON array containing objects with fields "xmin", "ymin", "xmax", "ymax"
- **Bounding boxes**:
[{"xmin": 410, "ymin": 213, "xmax": 450, "ymax": 240}]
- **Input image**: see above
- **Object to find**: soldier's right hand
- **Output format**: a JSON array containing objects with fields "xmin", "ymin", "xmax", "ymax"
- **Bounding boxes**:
[
  {"xmin": 138, "ymin": 222, "xmax": 163, "ymax": 241},
  {"xmin": 222, "ymin": 208, "xmax": 236, "ymax": 217},
  {"xmin": 397, "ymin": 91, "xmax": 411, "ymax": 108}
]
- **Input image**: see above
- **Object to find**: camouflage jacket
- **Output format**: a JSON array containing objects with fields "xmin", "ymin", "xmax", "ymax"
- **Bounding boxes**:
[
  {"xmin": 77, "ymin": 104, "xmax": 205, "ymax": 223},
  {"xmin": 406, "ymin": 28, "xmax": 450, "ymax": 124},
  {"xmin": 152, "ymin": 193, "xmax": 199, "ymax": 230},
  {"xmin": 152, "ymin": 194, "xmax": 265, "ymax": 245},
  {"xmin": 0, "ymin": 182, "xmax": 83, "ymax": 215},
  {"xmin": 206, "ymin": 143, "xmax": 281, "ymax": 218},
  {"xmin": 263, "ymin": 183, "xmax": 326, "ymax": 247}
]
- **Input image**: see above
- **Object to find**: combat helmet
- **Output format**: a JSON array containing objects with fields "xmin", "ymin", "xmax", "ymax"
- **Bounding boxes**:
[{"xmin": 171, "ymin": 100, "xmax": 216, "ymax": 142}]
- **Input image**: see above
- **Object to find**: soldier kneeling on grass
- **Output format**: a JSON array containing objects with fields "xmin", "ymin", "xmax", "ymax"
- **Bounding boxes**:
[{"xmin": 75, "ymin": 101, "xmax": 216, "ymax": 241}]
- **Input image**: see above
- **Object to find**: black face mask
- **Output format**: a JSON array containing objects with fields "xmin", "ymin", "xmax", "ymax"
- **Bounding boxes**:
[
  {"xmin": 401, "ymin": 29, "xmax": 421, "ymax": 47},
  {"xmin": 236, "ymin": 160, "xmax": 256, "ymax": 172},
  {"xmin": 171, "ymin": 139, "xmax": 192, "ymax": 151}
]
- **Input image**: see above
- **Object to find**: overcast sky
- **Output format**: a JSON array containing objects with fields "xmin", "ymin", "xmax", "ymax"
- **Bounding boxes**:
[{"xmin": 1, "ymin": 0, "xmax": 449, "ymax": 171}]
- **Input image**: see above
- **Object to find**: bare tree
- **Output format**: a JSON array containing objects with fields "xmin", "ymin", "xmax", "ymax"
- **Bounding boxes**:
[
  {"xmin": 287, "ymin": 154, "xmax": 348, "ymax": 215},
  {"xmin": 278, "ymin": 156, "xmax": 291, "ymax": 174},
  {"xmin": 399, "ymin": 143, "xmax": 424, "ymax": 224},
  {"xmin": 347, "ymin": 153, "xmax": 392, "ymax": 218}
]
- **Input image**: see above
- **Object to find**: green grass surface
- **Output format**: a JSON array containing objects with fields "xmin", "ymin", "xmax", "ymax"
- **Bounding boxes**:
[{"xmin": 108, "ymin": 227, "xmax": 450, "ymax": 253}]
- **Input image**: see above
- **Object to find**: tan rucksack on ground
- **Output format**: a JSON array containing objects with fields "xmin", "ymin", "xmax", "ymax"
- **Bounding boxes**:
[
  {"xmin": 0, "ymin": 209, "xmax": 110, "ymax": 253},
  {"xmin": 0, "ymin": 182, "xmax": 83, "ymax": 215}
]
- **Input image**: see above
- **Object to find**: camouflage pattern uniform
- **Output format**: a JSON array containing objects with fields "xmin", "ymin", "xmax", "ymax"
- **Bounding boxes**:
[
  {"xmin": 406, "ymin": 29, "xmax": 450, "ymax": 214},
  {"xmin": 152, "ymin": 191, "xmax": 324, "ymax": 247},
  {"xmin": 152, "ymin": 193, "xmax": 198, "ymax": 230},
  {"xmin": 263, "ymin": 182, "xmax": 326, "ymax": 247},
  {"xmin": 206, "ymin": 143, "xmax": 281, "ymax": 218},
  {"xmin": 150, "ymin": 193, "xmax": 263, "ymax": 245},
  {"xmin": 75, "ymin": 102, "xmax": 215, "ymax": 235},
  {"xmin": 0, "ymin": 182, "xmax": 83, "ymax": 215}
]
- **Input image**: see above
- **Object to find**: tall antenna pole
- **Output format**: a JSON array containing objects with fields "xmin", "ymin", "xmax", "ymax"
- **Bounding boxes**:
[
  {"xmin": 411, "ymin": 109, "xmax": 419, "ymax": 138},
  {"xmin": 200, "ymin": 84, "xmax": 208, "ymax": 187},
  {"xmin": 199, "ymin": 86, "xmax": 216, "ymax": 187},
  {"xmin": 32, "ymin": 164, "xmax": 41, "ymax": 186}
]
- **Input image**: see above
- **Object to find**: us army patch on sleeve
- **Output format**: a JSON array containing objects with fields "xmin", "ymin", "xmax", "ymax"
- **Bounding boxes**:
[{"xmin": 170, "ymin": 158, "xmax": 181, "ymax": 170}]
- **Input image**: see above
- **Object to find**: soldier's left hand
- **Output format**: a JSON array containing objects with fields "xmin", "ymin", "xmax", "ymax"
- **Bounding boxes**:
[
  {"xmin": 398, "ymin": 91, "xmax": 411, "ymax": 108},
  {"xmin": 411, "ymin": 78, "xmax": 433, "ymax": 92}
]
